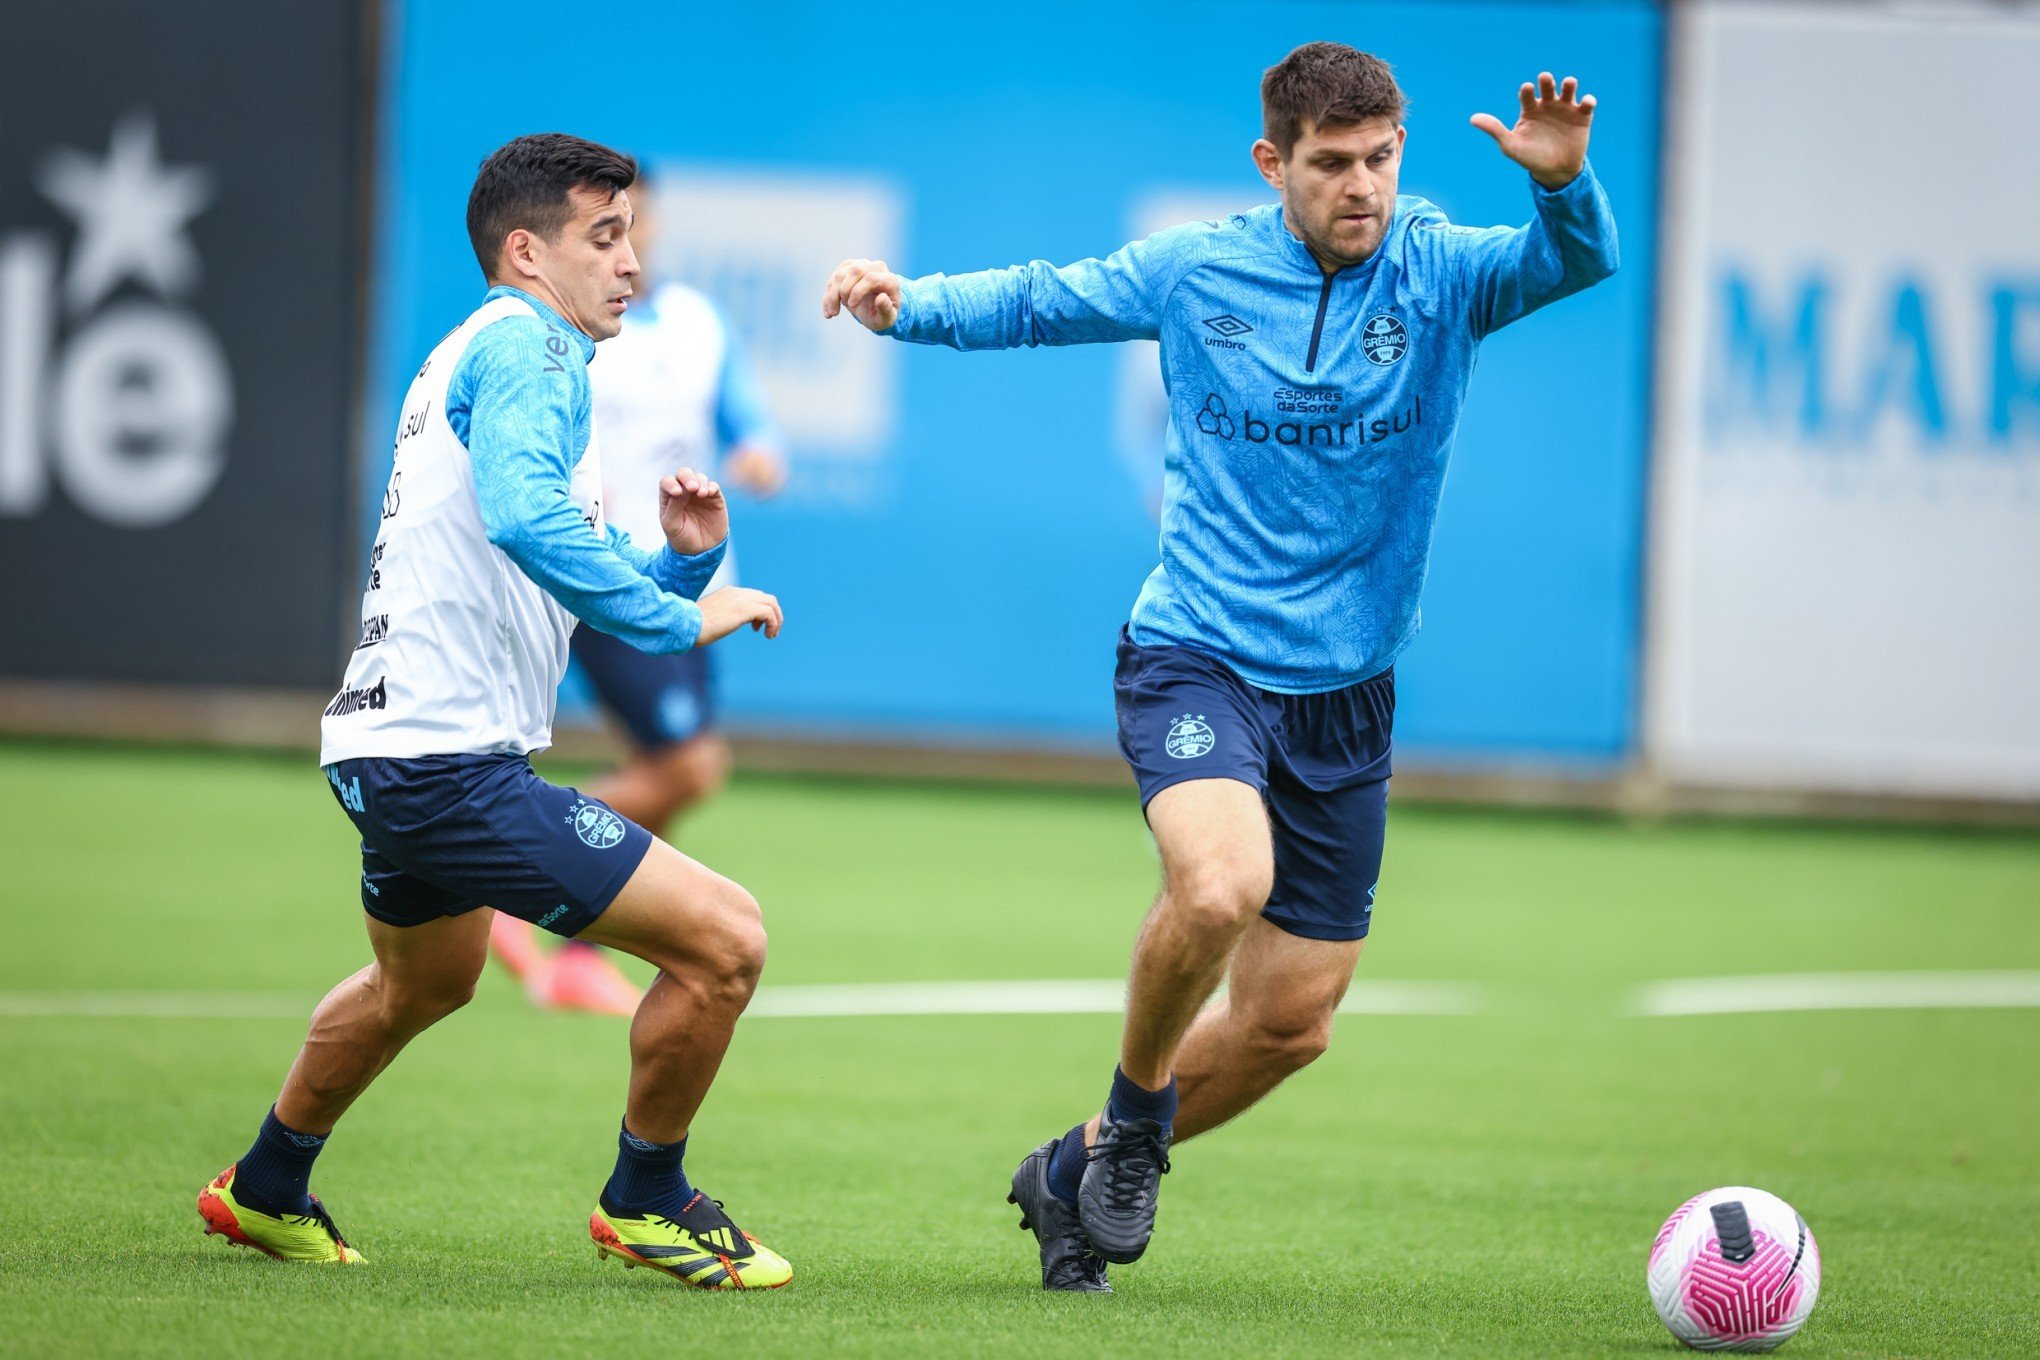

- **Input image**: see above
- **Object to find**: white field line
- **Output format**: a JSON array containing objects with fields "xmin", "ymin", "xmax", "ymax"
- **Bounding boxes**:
[
  {"xmin": 0, "ymin": 979, "xmax": 1483, "ymax": 1020},
  {"xmin": 0, "ymin": 992, "xmax": 318, "ymax": 1019},
  {"xmin": 746, "ymin": 979, "xmax": 1484, "ymax": 1018},
  {"xmin": 7, "ymin": 974, "xmax": 2037, "ymax": 1022},
  {"xmin": 1634, "ymin": 972, "xmax": 2040, "ymax": 1017}
]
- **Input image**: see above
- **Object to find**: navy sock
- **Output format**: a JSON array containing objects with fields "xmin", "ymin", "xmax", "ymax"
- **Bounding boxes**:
[
  {"xmin": 1106, "ymin": 1065, "xmax": 1178, "ymax": 1129},
  {"xmin": 1045, "ymin": 1122, "xmax": 1089, "ymax": 1205},
  {"xmin": 602, "ymin": 1121, "xmax": 695, "ymax": 1218},
  {"xmin": 234, "ymin": 1107, "xmax": 326, "ymax": 1215}
]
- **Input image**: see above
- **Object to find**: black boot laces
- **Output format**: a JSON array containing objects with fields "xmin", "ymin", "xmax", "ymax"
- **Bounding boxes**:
[
  {"xmin": 291, "ymin": 1195, "xmax": 352, "ymax": 1248},
  {"xmin": 657, "ymin": 1196, "xmax": 755, "ymax": 1259},
  {"xmin": 1084, "ymin": 1119, "xmax": 1171, "ymax": 1213},
  {"xmin": 1044, "ymin": 1220, "xmax": 1110, "ymax": 1291}
]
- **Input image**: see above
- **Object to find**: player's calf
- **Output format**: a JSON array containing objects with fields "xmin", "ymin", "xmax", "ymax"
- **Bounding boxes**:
[
  {"xmin": 1170, "ymin": 922, "xmax": 1363, "ymax": 1141},
  {"xmin": 1239, "ymin": 1002, "xmax": 1336, "ymax": 1075},
  {"xmin": 576, "ymin": 845, "xmax": 770, "ymax": 1145}
]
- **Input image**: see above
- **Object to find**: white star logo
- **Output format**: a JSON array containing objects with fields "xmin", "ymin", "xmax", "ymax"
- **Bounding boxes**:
[{"xmin": 36, "ymin": 110, "xmax": 213, "ymax": 315}]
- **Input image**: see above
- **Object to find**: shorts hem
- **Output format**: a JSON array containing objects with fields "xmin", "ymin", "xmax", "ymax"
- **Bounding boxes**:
[
  {"xmin": 1135, "ymin": 767, "xmax": 1267, "ymax": 815},
  {"xmin": 360, "ymin": 898, "xmax": 486, "ymax": 930},
  {"xmin": 1260, "ymin": 908, "xmax": 1370, "ymax": 942},
  {"xmin": 361, "ymin": 898, "xmax": 409, "ymax": 928}
]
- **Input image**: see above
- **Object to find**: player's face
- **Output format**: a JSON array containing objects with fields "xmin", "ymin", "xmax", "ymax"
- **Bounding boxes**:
[
  {"xmin": 529, "ymin": 186, "xmax": 640, "ymax": 340},
  {"xmin": 1262, "ymin": 117, "xmax": 1405, "ymax": 270}
]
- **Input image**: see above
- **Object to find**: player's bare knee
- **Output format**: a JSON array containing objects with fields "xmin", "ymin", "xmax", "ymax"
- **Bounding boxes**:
[
  {"xmin": 652, "ymin": 739, "xmax": 729, "ymax": 811},
  {"xmin": 1166, "ymin": 861, "xmax": 1272, "ymax": 936},
  {"xmin": 688, "ymin": 882, "xmax": 766, "ymax": 998},
  {"xmin": 727, "ymin": 917, "xmax": 768, "ymax": 991},
  {"xmin": 384, "ymin": 972, "xmax": 476, "ymax": 1027},
  {"xmin": 721, "ymin": 885, "xmax": 768, "ymax": 975}
]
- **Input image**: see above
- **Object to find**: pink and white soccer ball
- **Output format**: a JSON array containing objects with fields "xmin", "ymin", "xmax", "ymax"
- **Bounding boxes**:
[{"xmin": 1647, "ymin": 1187, "xmax": 1821, "ymax": 1351}]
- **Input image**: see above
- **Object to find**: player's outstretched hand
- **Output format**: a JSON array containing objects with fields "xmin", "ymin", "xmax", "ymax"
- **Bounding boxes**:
[
  {"xmin": 726, "ymin": 444, "xmax": 788, "ymax": 498},
  {"xmin": 822, "ymin": 258, "xmax": 903, "ymax": 332},
  {"xmin": 659, "ymin": 467, "xmax": 729, "ymax": 556},
  {"xmin": 696, "ymin": 586, "xmax": 783, "ymax": 645},
  {"xmin": 1470, "ymin": 72, "xmax": 1595, "ymax": 189}
]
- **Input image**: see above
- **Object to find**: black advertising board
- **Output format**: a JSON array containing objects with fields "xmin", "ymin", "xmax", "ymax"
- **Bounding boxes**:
[{"xmin": 0, "ymin": 0, "xmax": 366, "ymax": 686}]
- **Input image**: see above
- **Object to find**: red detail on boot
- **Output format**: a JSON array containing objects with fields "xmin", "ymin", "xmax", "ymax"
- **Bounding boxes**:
[{"xmin": 531, "ymin": 944, "xmax": 642, "ymax": 1016}]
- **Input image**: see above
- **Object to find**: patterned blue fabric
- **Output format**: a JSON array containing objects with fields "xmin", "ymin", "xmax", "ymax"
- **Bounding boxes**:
[
  {"xmin": 447, "ymin": 286, "xmax": 725, "ymax": 653},
  {"xmin": 889, "ymin": 166, "xmax": 1618, "ymax": 693}
]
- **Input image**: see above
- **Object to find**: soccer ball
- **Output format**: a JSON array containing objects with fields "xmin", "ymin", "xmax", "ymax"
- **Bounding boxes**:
[{"xmin": 1647, "ymin": 1187, "xmax": 1821, "ymax": 1352}]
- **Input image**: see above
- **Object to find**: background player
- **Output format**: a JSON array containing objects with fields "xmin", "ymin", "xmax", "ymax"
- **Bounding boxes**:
[
  {"xmin": 490, "ymin": 171, "xmax": 790, "ymax": 1016},
  {"xmin": 824, "ymin": 44, "xmax": 1616, "ymax": 1290},
  {"xmin": 197, "ymin": 134, "xmax": 793, "ymax": 1289}
]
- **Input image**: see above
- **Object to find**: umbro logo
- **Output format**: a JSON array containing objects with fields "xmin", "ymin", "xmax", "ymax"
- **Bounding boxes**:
[{"xmin": 1202, "ymin": 314, "xmax": 1253, "ymax": 337}]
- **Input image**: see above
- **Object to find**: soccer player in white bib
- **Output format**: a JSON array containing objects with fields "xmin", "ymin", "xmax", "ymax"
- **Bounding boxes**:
[
  {"xmin": 196, "ymin": 135, "xmax": 795, "ymax": 1289},
  {"xmin": 488, "ymin": 171, "xmax": 789, "ymax": 1017}
]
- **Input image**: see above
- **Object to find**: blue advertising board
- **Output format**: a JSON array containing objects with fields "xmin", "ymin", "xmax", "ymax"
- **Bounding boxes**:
[{"xmin": 368, "ymin": 0, "xmax": 1660, "ymax": 761}]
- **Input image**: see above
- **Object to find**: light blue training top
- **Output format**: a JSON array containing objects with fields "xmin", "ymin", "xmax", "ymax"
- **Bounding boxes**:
[
  {"xmin": 445, "ymin": 285, "xmax": 725, "ymax": 653},
  {"xmin": 886, "ymin": 165, "xmax": 1618, "ymax": 693}
]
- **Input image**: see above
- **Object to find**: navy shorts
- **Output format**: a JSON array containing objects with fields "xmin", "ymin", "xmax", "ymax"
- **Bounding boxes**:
[
  {"xmin": 1114, "ymin": 628, "xmax": 1393, "ymax": 942},
  {"xmin": 323, "ymin": 754, "xmax": 653, "ymax": 936},
  {"xmin": 571, "ymin": 625, "xmax": 717, "ymax": 751}
]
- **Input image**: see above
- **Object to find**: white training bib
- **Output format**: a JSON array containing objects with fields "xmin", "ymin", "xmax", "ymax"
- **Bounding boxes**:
[{"xmin": 319, "ymin": 295, "xmax": 605, "ymax": 764}]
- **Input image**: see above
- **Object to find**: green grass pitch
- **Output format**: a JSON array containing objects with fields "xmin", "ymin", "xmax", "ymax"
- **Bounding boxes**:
[{"xmin": 1, "ymin": 741, "xmax": 2036, "ymax": 1357}]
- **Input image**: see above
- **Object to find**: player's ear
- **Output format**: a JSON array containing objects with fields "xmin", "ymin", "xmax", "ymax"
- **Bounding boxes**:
[
  {"xmin": 1251, "ymin": 138, "xmax": 1284, "ymax": 190},
  {"xmin": 500, "ymin": 227, "xmax": 543, "ymax": 281}
]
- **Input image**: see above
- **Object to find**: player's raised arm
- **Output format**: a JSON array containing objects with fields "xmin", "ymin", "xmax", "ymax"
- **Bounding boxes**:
[
  {"xmin": 821, "ymin": 258, "xmax": 904, "ymax": 331},
  {"xmin": 460, "ymin": 319, "xmax": 723, "ymax": 653},
  {"xmin": 821, "ymin": 230, "xmax": 1191, "ymax": 351},
  {"xmin": 711, "ymin": 329, "xmax": 788, "ymax": 496},
  {"xmin": 1456, "ymin": 72, "xmax": 1618, "ymax": 337},
  {"xmin": 1470, "ymin": 71, "xmax": 1594, "ymax": 189}
]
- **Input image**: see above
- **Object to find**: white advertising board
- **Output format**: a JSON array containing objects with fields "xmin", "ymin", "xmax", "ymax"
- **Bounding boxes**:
[{"xmin": 1649, "ymin": 1, "xmax": 2040, "ymax": 798}]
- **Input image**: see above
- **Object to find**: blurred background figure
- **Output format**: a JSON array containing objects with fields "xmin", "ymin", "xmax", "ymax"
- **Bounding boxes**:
[{"xmin": 489, "ymin": 171, "xmax": 789, "ymax": 1016}]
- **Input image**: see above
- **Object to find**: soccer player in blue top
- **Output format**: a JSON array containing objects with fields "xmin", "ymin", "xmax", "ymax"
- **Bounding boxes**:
[{"xmin": 824, "ymin": 43, "xmax": 1617, "ymax": 1290}]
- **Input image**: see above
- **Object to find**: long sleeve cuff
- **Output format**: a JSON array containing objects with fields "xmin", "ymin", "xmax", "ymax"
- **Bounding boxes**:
[
  {"xmin": 651, "ymin": 538, "xmax": 727, "ymax": 600},
  {"xmin": 1532, "ymin": 157, "xmax": 1600, "ymax": 208}
]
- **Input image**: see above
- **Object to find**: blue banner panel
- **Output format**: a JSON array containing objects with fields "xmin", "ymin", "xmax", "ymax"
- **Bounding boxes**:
[{"xmin": 371, "ymin": 0, "xmax": 1659, "ymax": 760}]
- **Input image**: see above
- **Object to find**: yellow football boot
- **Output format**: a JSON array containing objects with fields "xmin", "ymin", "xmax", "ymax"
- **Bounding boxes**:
[
  {"xmin": 590, "ymin": 1191, "xmax": 790, "ymax": 1290},
  {"xmin": 197, "ymin": 1165, "xmax": 366, "ymax": 1264}
]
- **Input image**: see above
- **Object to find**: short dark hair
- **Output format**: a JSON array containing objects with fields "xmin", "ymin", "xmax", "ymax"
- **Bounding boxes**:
[
  {"xmin": 465, "ymin": 133, "xmax": 638, "ymax": 278},
  {"xmin": 1261, "ymin": 42, "xmax": 1406, "ymax": 156}
]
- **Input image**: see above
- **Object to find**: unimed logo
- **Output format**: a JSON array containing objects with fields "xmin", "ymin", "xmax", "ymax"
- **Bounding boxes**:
[
  {"xmin": 323, "ymin": 676, "xmax": 386, "ymax": 717},
  {"xmin": 0, "ymin": 111, "xmax": 232, "ymax": 527}
]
